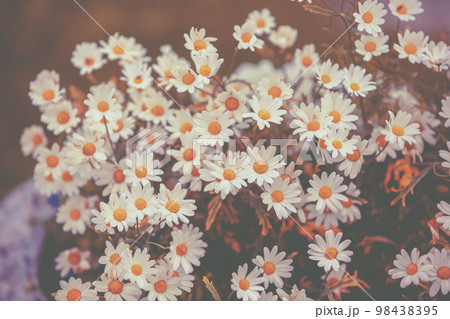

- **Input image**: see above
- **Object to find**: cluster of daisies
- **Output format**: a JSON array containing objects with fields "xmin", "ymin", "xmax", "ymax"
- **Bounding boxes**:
[{"xmin": 20, "ymin": 0, "xmax": 449, "ymax": 301}]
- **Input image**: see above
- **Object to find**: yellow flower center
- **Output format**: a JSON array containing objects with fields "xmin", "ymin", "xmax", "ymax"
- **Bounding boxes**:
[
  {"xmin": 319, "ymin": 186, "xmax": 332, "ymax": 199},
  {"xmin": 182, "ymin": 72, "xmax": 195, "ymax": 85},
  {"xmin": 67, "ymin": 289, "xmax": 81, "ymax": 301},
  {"xmin": 223, "ymin": 169, "xmax": 236, "ymax": 181},
  {"xmin": 362, "ymin": 12, "xmax": 373, "ymax": 23},
  {"xmin": 258, "ymin": 110, "xmax": 271, "ymax": 120},
  {"xmin": 325, "ymin": 247, "xmax": 338, "ymax": 259},
  {"xmin": 135, "ymin": 198, "xmax": 147, "ymax": 210},
  {"xmin": 135, "ymin": 166, "xmax": 147, "ymax": 178},
  {"xmin": 57, "ymin": 111, "xmax": 69, "ymax": 124},
  {"xmin": 46, "ymin": 155, "xmax": 59, "ymax": 168},
  {"xmin": 392, "ymin": 125, "xmax": 404, "ymax": 136},
  {"xmin": 68, "ymin": 252, "xmax": 80, "ymax": 265},
  {"xmin": 225, "ymin": 97, "xmax": 239, "ymax": 111},
  {"xmin": 70, "ymin": 209, "xmax": 81, "ymax": 220},
  {"xmin": 271, "ymin": 190, "xmax": 284, "ymax": 203},
  {"xmin": 404, "ymin": 44, "xmax": 417, "ymax": 55},
  {"xmin": 321, "ymin": 74, "xmax": 331, "ymax": 84},
  {"xmin": 253, "ymin": 161, "xmax": 268, "ymax": 174},
  {"xmin": 268, "ymin": 86, "xmax": 282, "ymax": 98},
  {"xmin": 396, "ymin": 5, "xmax": 407, "ymax": 15},
  {"xmin": 302, "ymin": 57, "xmax": 312, "ymax": 67},
  {"xmin": 85, "ymin": 57, "xmax": 94, "ymax": 66},
  {"xmin": 154, "ymin": 280, "xmax": 168, "ymax": 293},
  {"xmin": 263, "ymin": 261, "xmax": 276, "ymax": 275},
  {"xmin": 364, "ymin": 41, "xmax": 377, "ymax": 52},
  {"xmin": 151, "ymin": 105, "xmax": 164, "ymax": 116},
  {"xmin": 208, "ymin": 121, "xmax": 222, "ymax": 135},
  {"xmin": 166, "ymin": 200, "xmax": 180, "ymax": 213},
  {"xmin": 437, "ymin": 266, "xmax": 450, "ymax": 280},
  {"xmin": 42, "ymin": 89, "xmax": 55, "ymax": 101},
  {"xmin": 180, "ymin": 122, "xmax": 193, "ymax": 133},
  {"xmin": 82, "ymin": 143, "xmax": 96, "ymax": 156},
  {"xmin": 113, "ymin": 209, "xmax": 127, "ymax": 222},
  {"xmin": 239, "ymin": 278, "xmax": 250, "ymax": 291},
  {"xmin": 97, "ymin": 101, "xmax": 109, "ymax": 112},
  {"xmin": 108, "ymin": 280, "xmax": 123, "ymax": 294},
  {"xmin": 350, "ymin": 82, "xmax": 360, "ymax": 91},
  {"xmin": 406, "ymin": 264, "xmax": 418, "ymax": 275},
  {"xmin": 241, "ymin": 32, "xmax": 252, "ymax": 43},
  {"xmin": 183, "ymin": 149, "xmax": 194, "ymax": 161},
  {"xmin": 256, "ymin": 18, "xmax": 266, "ymax": 28},
  {"xmin": 176, "ymin": 243, "xmax": 188, "ymax": 256},
  {"xmin": 112, "ymin": 45, "xmax": 124, "ymax": 55},
  {"xmin": 332, "ymin": 140, "xmax": 343, "ymax": 149},
  {"xmin": 307, "ymin": 120, "xmax": 320, "ymax": 131},
  {"xmin": 193, "ymin": 40, "xmax": 207, "ymax": 51},
  {"xmin": 199, "ymin": 65, "xmax": 211, "ymax": 77},
  {"xmin": 131, "ymin": 264, "xmax": 142, "ymax": 276},
  {"xmin": 328, "ymin": 111, "xmax": 341, "ymax": 123},
  {"xmin": 347, "ymin": 149, "xmax": 361, "ymax": 161},
  {"xmin": 109, "ymin": 253, "xmax": 121, "ymax": 265}
]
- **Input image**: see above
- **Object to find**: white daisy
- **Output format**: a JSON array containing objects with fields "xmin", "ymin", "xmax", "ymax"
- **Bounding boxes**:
[
  {"xmin": 56, "ymin": 196, "xmax": 91, "ymax": 235},
  {"xmin": 353, "ymin": 0, "xmax": 387, "ymax": 36},
  {"xmin": 315, "ymin": 59, "xmax": 344, "ymax": 89},
  {"xmin": 155, "ymin": 258, "xmax": 195, "ymax": 293},
  {"xmin": 252, "ymin": 246, "xmax": 293, "ymax": 289},
  {"xmin": 436, "ymin": 201, "xmax": 450, "ymax": 231},
  {"xmin": 166, "ymin": 109, "xmax": 195, "ymax": 140},
  {"xmin": 121, "ymin": 62, "xmax": 152, "ymax": 90},
  {"xmin": 123, "ymin": 151, "xmax": 163, "ymax": 186},
  {"xmin": 29, "ymin": 71, "xmax": 65, "ymax": 107},
  {"xmin": 98, "ymin": 241, "xmax": 129, "ymax": 276},
  {"xmin": 84, "ymin": 83, "xmax": 122, "ymax": 122},
  {"xmin": 427, "ymin": 248, "xmax": 450, "ymax": 297},
  {"xmin": 94, "ymin": 273, "xmax": 141, "ymax": 301},
  {"xmin": 410, "ymin": 110, "xmax": 440, "ymax": 145},
  {"xmin": 421, "ymin": 41, "xmax": 450, "ymax": 72},
  {"xmin": 439, "ymin": 96, "xmax": 450, "ymax": 127},
  {"xmin": 307, "ymin": 171, "xmax": 348, "ymax": 214},
  {"xmin": 321, "ymin": 91, "xmax": 358, "ymax": 131},
  {"xmin": 308, "ymin": 230, "xmax": 353, "ymax": 272},
  {"xmin": 20, "ymin": 125, "xmax": 48, "ymax": 158},
  {"xmin": 389, "ymin": 0, "xmax": 424, "ymax": 21},
  {"xmin": 230, "ymin": 263, "xmax": 265, "ymax": 301},
  {"xmin": 145, "ymin": 268, "xmax": 182, "ymax": 301},
  {"xmin": 215, "ymin": 89, "xmax": 248, "ymax": 123},
  {"xmin": 56, "ymin": 168, "xmax": 86, "ymax": 197},
  {"xmin": 193, "ymin": 109, "xmax": 235, "ymax": 146},
  {"xmin": 54, "ymin": 247, "xmax": 90, "ymax": 277},
  {"xmin": 338, "ymin": 135, "xmax": 373, "ymax": 179},
  {"xmin": 233, "ymin": 21, "xmax": 264, "ymax": 51},
  {"xmin": 257, "ymin": 75, "xmax": 294, "ymax": 101},
  {"xmin": 170, "ymin": 66, "xmax": 204, "ymax": 94},
  {"xmin": 394, "ymin": 29, "xmax": 429, "ymax": 64},
  {"xmin": 323, "ymin": 126, "xmax": 357, "ymax": 158},
  {"xmin": 243, "ymin": 145, "xmax": 284, "ymax": 186},
  {"xmin": 276, "ymin": 285, "xmax": 312, "ymax": 301},
  {"xmin": 100, "ymin": 32, "xmax": 139, "ymax": 61},
  {"xmin": 122, "ymin": 248, "xmax": 157, "ymax": 289},
  {"xmin": 91, "ymin": 209, "xmax": 115, "ymax": 235},
  {"xmin": 294, "ymin": 44, "xmax": 319, "ymax": 77},
  {"xmin": 246, "ymin": 8, "xmax": 276, "ymax": 35},
  {"xmin": 35, "ymin": 143, "xmax": 65, "ymax": 180},
  {"xmin": 268, "ymin": 25, "xmax": 298, "ymax": 49},
  {"xmin": 439, "ymin": 142, "xmax": 450, "ymax": 169},
  {"xmin": 158, "ymin": 183, "xmax": 197, "ymax": 228},
  {"xmin": 339, "ymin": 183, "xmax": 363, "ymax": 222},
  {"xmin": 381, "ymin": 110, "xmax": 420, "ymax": 149},
  {"xmin": 55, "ymin": 277, "xmax": 98, "ymax": 301},
  {"xmin": 355, "ymin": 34, "xmax": 389, "ymax": 62},
  {"xmin": 343, "ymin": 64, "xmax": 376, "ymax": 97},
  {"xmin": 71, "ymin": 42, "xmax": 107, "ymax": 75},
  {"xmin": 93, "ymin": 159, "xmax": 128, "ymax": 196},
  {"xmin": 290, "ymin": 102, "xmax": 333, "ymax": 141},
  {"xmin": 243, "ymin": 95, "xmax": 286, "ymax": 130},
  {"xmin": 368, "ymin": 126, "xmax": 401, "ymax": 162},
  {"xmin": 191, "ymin": 50, "xmax": 224, "ymax": 82},
  {"xmin": 388, "ymin": 248, "xmax": 433, "ymax": 288},
  {"xmin": 41, "ymin": 100, "xmax": 80, "ymax": 135},
  {"xmin": 100, "ymin": 193, "xmax": 136, "ymax": 232},
  {"xmin": 184, "ymin": 27, "xmax": 217, "ymax": 53},
  {"xmin": 261, "ymin": 177, "xmax": 302, "ymax": 220}
]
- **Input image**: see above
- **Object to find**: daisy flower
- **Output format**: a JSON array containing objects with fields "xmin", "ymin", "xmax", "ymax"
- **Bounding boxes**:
[
  {"xmin": 353, "ymin": 0, "xmax": 387, "ymax": 36},
  {"xmin": 94, "ymin": 273, "xmax": 141, "ymax": 301},
  {"xmin": 243, "ymin": 95, "xmax": 286, "ymax": 130},
  {"xmin": 29, "ymin": 71, "xmax": 65, "ymax": 107},
  {"xmin": 307, "ymin": 171, "xmax": 348, "ymax": 214},
  {"xmin": 276, "ymin": 285, "xmax": 312, "ymax": 301},
  {"xmin": 277, "ymin": 161, "xmax": 302, "ymax": 185},
  {"xmin": 315, "ymin": 59, "xmax": 344, "ymax": 89},
  {"xmin": 268, "ymin": 25, "xmax": 298, "ymax": 49},
  {"xmin": 84, "ymin": 83, "xmax": 121, "ymax": 122},
  {"xmin": 122, "ymin": 248, "xmax": 156, "ymax": 289},
  {"xmin": 321, "ymin": 265, "xmax": 347, "ymax": 300},
  {"xmin": 389, "ymin": 0, "xmax": 424, "ymax": 21},
  {"xmin": 355, "ymin": 34, "xmax": 389, "ymax": 62},
  {"xmin": 252, "ymin": 246, "xmax": 293, "ymax": 289},
  {"xmin": 124, "ymin": 151, "xmax": 163, "ymax": 186},
  {"xmin": 323, "ymin": 126, "xmax": 357, "ymax": 158},
  {"xmin": 290, "ymin": 102, "xmax": 333, "ymax": 141},
  {"xmin": 191, "ymin": 50, "xmax": 224, "ymax": 82},
  {"xmin": 33, "ymin": 168, "xmax": 58, "ymax": 196},
  {"xmin": 410, "ymin": 110, "xmax": 440, "ymax": 145},
  {"xmin": 54, "ymin": 247, "xmax": 90, "ymax": 277},
  {"xmin": 233, "ymin": 21, "xmax": 264, "ymax": 51},
  {"xmin": 193, "ymin": 109, "xmax": 235, "ymax": 146},
  {"xmin": 308, "ymin": 230, "xmax": 353, "ymax": 272},
  {"xmin": 243, "ymin": 145, "xmax": 284, "ymax": 186},
  {"xmin": 321, "ymin": 91, "xmax": 358, "ymax": 130},
  {"xmin": 98, "ymin": 241, "xmax": 129, "ymax": 276},
  {"xmin": 427, "ymin": 248, "xmax": 450, "ymax": 297},
  {"xmin": 338, "ymin": 135, "xmax": 373, "ymax": 179},
  {"xmin": 71, "ymin": 42, "xmax": 106, "ymax": 75},
  {"xmin": 170, "ymin": 133, "xmax": 197, "ymax": 175},
  {"xmin": 170, "ymin": 66, "xmax": 204, "ymax": 94},
  {"xmin": 108, "ymin": 110, "xmax": 136, "ymax": 143},
  {"xmin": 153, "ymin": 46, "xmax": 189, "ymax": 87},
  {"xmin": 56, "ymin": 196, "xmax": 91, "ymax": 235},
  {"xmin": 145, "ymin": 268, "xmax": 182, "ymax": 301},
  {"xmin": 166, "ymin": 109, "xmax": 195, "ymax": 140},
  {"xmin": 184, "ymin": 27, "xmax": 217, "ymax": 53},
  {"xmin": 20, "ymin": 125, "xmax": 48, "ymax": 158},
  {"xmin": 93, "ymin": 159, "xmax": 128, "ymax": 196},
  {"xmin": 439, "ymin": 142, "xmax": 450, "ymax": 169},
  {"xmin": 167, "ymin": 223, "xmax": 208, "ymax": 274},
  {"xmin": 257, "ymin": 75, "xmax": 293, "ymax": 101},
  {"xmin": 338, "ymin": 183, "xmax": 363, "ymax": 222},
  {"xmin": 261, "ymin": 177, "xmax": 302, "ymax": 220},
  {"xmin": 156, "ymin": 258, "xmax": 195, "ymax": 293},
  {"xmin": 258, "ymin": 291, "xmax": 279, "ymax": 301},
  {"xmin": 230, "ymin": 264, "xmax": 265, "ymax": 301},
  {"xmin": 139, "ymin": 91, "xmax": 174, "ymax": 125},
  {"xmin": 91, "ymin": 210, "xmax": 115, "ymax": 235},
  {"xmin": 158, "ymin": 183, "xmax": 197, "ymax": 228},
  {"xmin": 64, "ymin": 129, "xmax": 107, "ymax": 178},
  {"xmin": 436, "ymin": 201, "xmax": 450, "ymax": 231},
  {"xmin": 294, "ymin": 44, "xmax": 319, "ymax": 76},
  {"xmin": 121, "ymin": 62, "xmax": 152, "ymax": 90},
  {"xmin": 126, "ymin": 183, "xmax": 158, "ymax": 220},
  {"xmin": 100, "ymin": 32, "xmax": 139, "ymax": 61},
  {"xmin": 343, "ymin": 64, "xmax": 376, "ymax": 97},
  {"xmin": 394, "ymin": 29, "xmax": 429, "ymax": 64},
  {"xmin": 100, "ymin": 193, "xmax": 136, "ymax": 232},
  {"xmin": 246, "ymin": 8, "xmax": 275, "ymax": 35},
  {"xmin": 308, "ymin": 204, "xmax": 341, "ymax": 230},
  {"xmin": 388, "ymin": 248, "xmax": 433, "ymax": 288},
  {"xmin": 440, "ymin": 96, "xmax": 450, "ymax": 127},
  {"xmin": 381, "ymin": 110, "xmax": 420, "ymax": 149},
  {"xmin": 200, "ymin": 151, "xmax": 248, "ymax": 199},
  {"xmin": 56, "ymin": 168, "xmax": 86, "ymax": 197},
  {"xmin": 421, "ymin": 41, "xmax": 450, "ymax": 71},
  {"xmin": 35, "ymin": 143, "xmax": 65, "ymax": 179},
  {"xmin": 55, "ymin": 277, "xmax": 98, "ymax": 301},
  {"xmin": 215, "ymin": 89, "xmax": 248, "ymax": 123},
  {"xmin": 41, "ymin": 100, "xmax": 80, "ymax": 135}
]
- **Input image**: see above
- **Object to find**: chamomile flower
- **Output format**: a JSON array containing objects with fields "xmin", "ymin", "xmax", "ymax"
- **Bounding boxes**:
[
  {"xmin": 200, "ymin": 151, "xmax": 248, "ymax": 199},
  {"xmin": 170, "ymin": 133, "xmax": 197, "ymax": 175},
  {"xmin": 381, "ymin": 110, "xmax": 420, "ymax": 149},
  {"xmin": 439, "ymin": 142, "xmax": 450, "ymax": 169},
  {"xmin": 243, "ymin": 95, "xmax": 286, "ymax": 130},
  {"xmin": 294, "ymin": 44, "xmax": 319, "ymax": 76},
  {"xmin": 91, "ymin": 210, "xmax": 115, "ymax": 235},
  {"xmin": 184, "ymin": 27, "xmax": 217, "ymax": 53},
  {"xmin": 35, "ymin": 143, "xmax": 65, "ymax": 179},
  {"xmin": 353, "ymin": 0, "xmax": 387, "ymax": 36},
  {"xmin": 121, "ymin": 62, "xmax": 152, "ymax": 90},
  {"xmin": 98, "ymin": 241, "xmax": 129, "ymax": 276},
  {"xmin": 193, "ymin": 109, "xmax": 235, "ymax": 146},
  {"xmin": 56, "ymin": 168, "xmax": 86, "ymax": 196},
  {"xmin": 100, "ymin": 32, "xmax": 139, "ymax": 61},
  {"xmin": 158, "ymin": 183, "xmax": 197, "ymax": 228},
  {"xmin": 315, "ymin": 59, "xmax": 344, "ymax": 89},
  {"xmin": 246, "ymin": 8, "xmax": 275, "ymax": 36},
  {"xmin": 191, "ymin": 50, "xmax": 224, "ymax": 82},
  {"xmin": 108, "ymin": 110, "xmax": 136, "ymax": 143},
  {"xmin": 307, "ymin": 171, "xmax": 348, "ymax": 214},
  {"xmin": 257, "ymin": 76, "xmax": 293, "ymax": 100},
  {"xmin": 20, "ymin": 125, "xmax": 48, "ymax": 158},
  {"xmin": 321, "ymin": 91, "xmax": 358, "ymax": 131},
  {"xmin": 100, "ymin": 193, "xmax": 136, "ymax": 232},
  {"xmin": 166, "ymin": 109, "xmax": 195, "ymax": 140},
  {"xmin": 252, "ymin": 246, "xmax": 293, "ymax": 289},
  {"xmin": 139, "ymin": 91, "xmax": 174, "ymax": 125},
  {"xmin": 215, "ymin": 90, "xmax": 248, "ymax": 123},
  {"xmin": 155, "ymin": 258, "xmax": 195, "ymax": 293},
  {"xmin": 338, "ymin": 183, "xmax": 363, "ymax": 222},
  {"xmin": 427, "ymin": 248, "xmax": 450, "ymax": 297},
  {"xmin": 41, "ymin": 100, "xmax": 80, "ymax": 135},
  {"xmin": 29, "ymin": 71, "xmax": 65, "ymax": 107},
  {"xmin": 339, "ymin": 135, "xmax": 373, "ymax": 179},
  {"xmin": 343, "ymin": 64, "xmax": 376, "ymax": 97},
  {"xmin": 64, "ymin": 129, "xmax": 107, "ymax": 178},
  {"xmin": 369, "ymin": 126, "xmax": 401, "ymax": 161},
  {"xmin": 122, "ymin": 248, "xmax": 156, "ymax": 289},
  {"xmin": 71, "ymin": 42, "xmax": 106, "ymax": 75},
  {"xmin": 261, "ymin": 177, "xmax": 302, "ymax": 220},
  {"xmin": 355, "ymin": 34, "xmax": 389, "ymax": 62},
  {"xmin": 410, "ymin": 110, "xmax": 440, "ymax": 145},
  {"xmin": 394, "ymin": 29, "xmax": 429, "ymax": 64},
  {"xmin": 421, "ymin": 41, "xmax": 450, "ymax": 71},
  {"xmin": 94, "ymin": 159, "xmax": 128, "ymax": 196},
  {"xmin": 308, "ymin": 230, "xmax": 353, "ymax": 272},
  {"xmin": 268, "ymin": 25, "xmax": 298, "ymax": 49},
  {"xmin": 436, "ymin": 201, "xmax": 450, "ymax": 231},
  {"xmin": 170, "ymin": 66, "xmax": 204, "ymax": 94},
  {"xmin": 126, "ymin": 183, "xmax": 158, "ymax": 220},
  {"xmin": 290, "ymin": 102, "xmax": 333, "ymax": 141},
  {"xmin": 84, "ymin": 83, "xmax": 121, "ymax": 122},
  {"xmin": 56, "ymin": 196, "xmax": 91, "ymax": 235},
  {"xmin": 124, "ymin": 151, "xmax": 163, "ymax": 186},
  {"xmin": 389, "ymin": 0, "xmax": 424, "ymax": 21},
  {"xmin": 55, "ymin": 247, "xmax": 90, "ymax": 277},
  {"xmin": 307, "ymin": 204, "xmax": 340, "ymax": 230},
  {"xmin": 243, "ymin": 145, "xmax": 284, "ymax": 186},
  {"xmin": 258, "ymin": 291, "xmax": 279, "ymax": 301},
  {"xmin": 233, "ymin": 21, "xmax": 264, "ymax": 51},
  {"xmin": 323, "ymin": 126, "xmax": 357, "ymax": 158},
  {"xmin": 55, "ymin": 277, "xmax": 98, "ymax": 301},
  {"xmin": 230, "ymin": 264, "xmax": 265, "ymax": 301},
  {"xmin": 167, "ymin": 223, "xmax": 207, "ymax": 274},
  {"xmin": 94, "ymin": 273, "xmax": 141, "ymax": 301},
  {"xmin": 388, "ymin": 248, "xmax": 433, "ymax": 288},
  {"xmin": 145, "ymin": 268, "xmax": 182, "ymax": 301},
  {"xmin": 276, "ymin": 285, "xmax": 312, "ymax": 301},
  {"xmin": 440, "ymin": 97, "xmax": 450, "ymax": 127}
]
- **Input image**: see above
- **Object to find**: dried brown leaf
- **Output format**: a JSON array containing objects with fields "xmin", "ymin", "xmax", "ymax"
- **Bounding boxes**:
[{"xmin": 203, "ymin": 276, "xmax": 221, "ymax": 301}]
